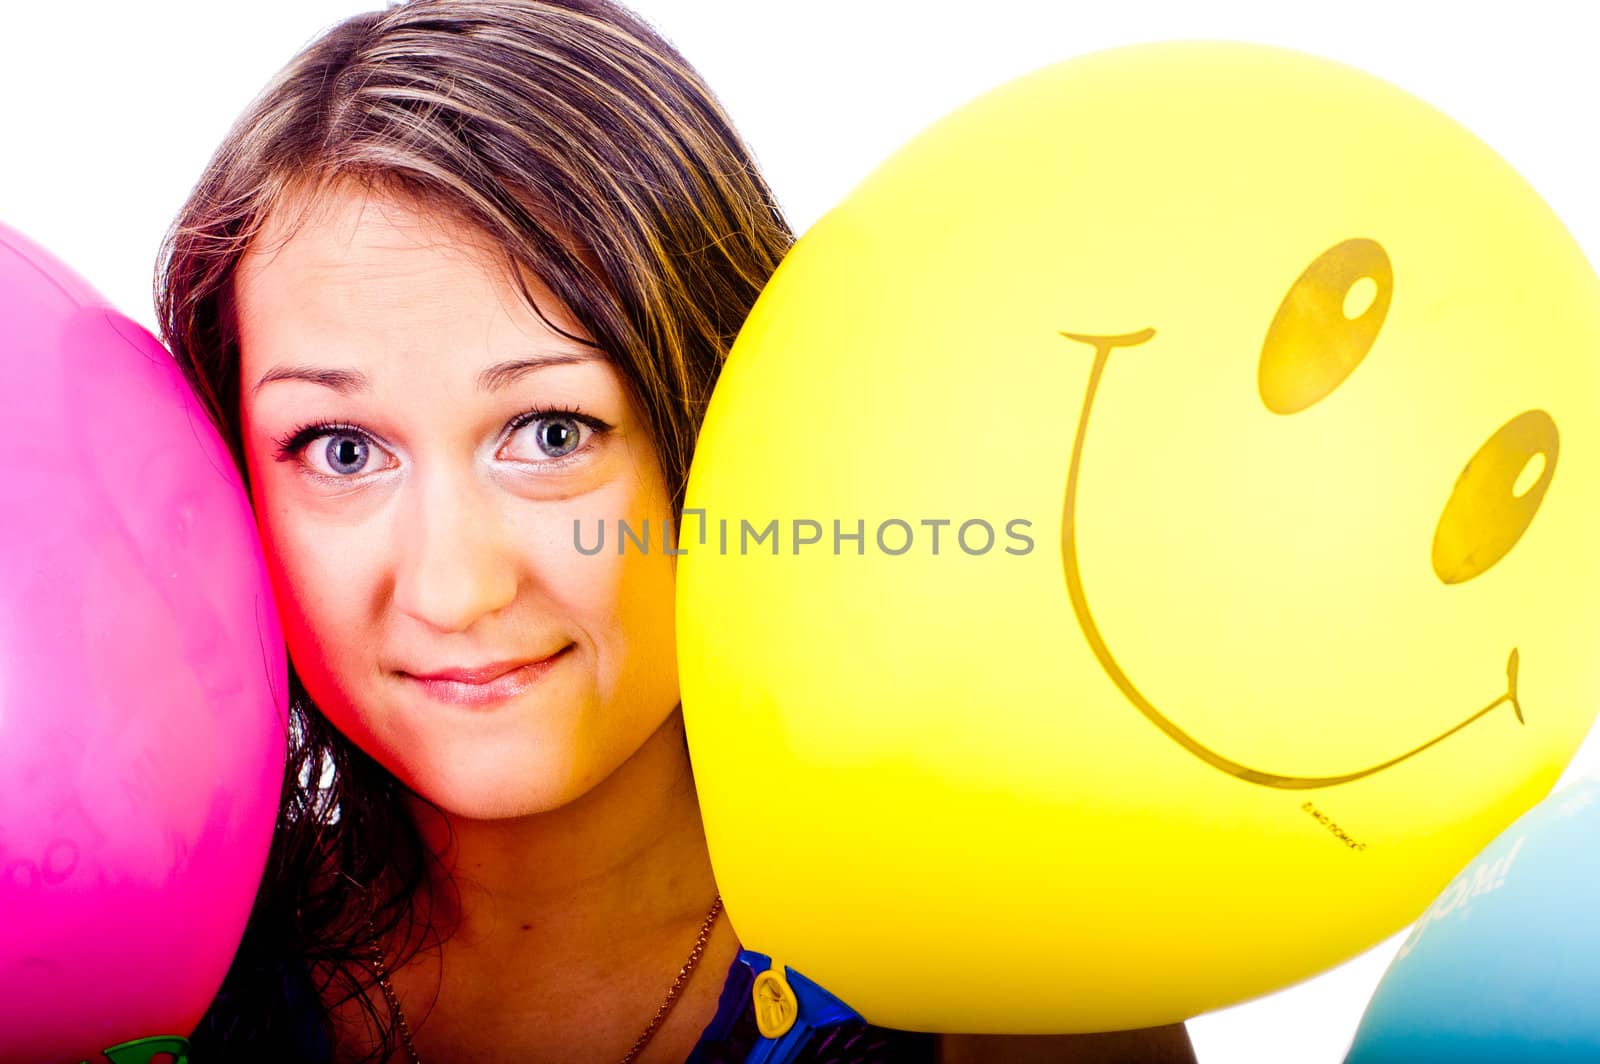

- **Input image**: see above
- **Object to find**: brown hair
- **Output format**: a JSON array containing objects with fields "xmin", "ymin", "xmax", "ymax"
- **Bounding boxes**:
[{"xmin": 155, "ymin": 1, "xmax": 791, "ymax": 1057}]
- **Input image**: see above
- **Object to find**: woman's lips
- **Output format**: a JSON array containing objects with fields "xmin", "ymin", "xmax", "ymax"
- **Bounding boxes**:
[{"xmin": 405, "ymin": 647, "xmax": 570, "ymax": 707}]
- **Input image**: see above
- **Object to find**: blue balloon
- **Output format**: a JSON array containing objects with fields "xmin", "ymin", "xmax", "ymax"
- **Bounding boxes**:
[{"xmin": 1347, "ymin": 776, "xmax": 1600, "ymax": 1063}]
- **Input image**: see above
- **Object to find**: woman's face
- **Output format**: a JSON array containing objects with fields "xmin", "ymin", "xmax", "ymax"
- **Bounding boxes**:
[{"xmin": 233, "ymin": 179, "xmax": 680, "ymax": 819}]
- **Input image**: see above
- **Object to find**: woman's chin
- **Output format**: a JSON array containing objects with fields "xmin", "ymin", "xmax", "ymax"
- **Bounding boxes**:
[{"xmin": 410, "ymin": 761, "xmax": 589, "ymax": 822}]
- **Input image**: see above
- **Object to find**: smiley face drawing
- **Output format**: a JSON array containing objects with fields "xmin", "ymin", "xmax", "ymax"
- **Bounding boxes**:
[
  {"xmin": 1057, "ymin": 235, "xmax": 1555, "ymax": 790},
  {"xmin": 678, "ymin": 42, "xmax": 1600, "ymax": 1033}
]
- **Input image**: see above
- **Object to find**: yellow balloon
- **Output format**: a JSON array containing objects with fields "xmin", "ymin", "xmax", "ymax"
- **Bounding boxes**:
[{"xmin": 677, "ymin": 42, "xmax": 1600, "ymax": 1033}]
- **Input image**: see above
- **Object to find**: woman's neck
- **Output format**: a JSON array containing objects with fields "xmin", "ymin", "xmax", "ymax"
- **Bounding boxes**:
[
  {"xmin": 403, "ymin": 704, "xmax": 721, "ymax": 968},
  {"xmin": 337, "ymin": 707, "xmax": 740, "ymax": 1063}
]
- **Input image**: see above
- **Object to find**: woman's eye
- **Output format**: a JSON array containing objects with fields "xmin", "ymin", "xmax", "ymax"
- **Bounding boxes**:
[
  {"xmin": 504, "ymin": 411, "xmax": 603, "ymax": 465},
  {"xmin": 314, "ymin": 433, "xmax": 374, "ymax": 476},
  {"xmin": 273, "ymin": 421, "xmax": 391, "ymax": 481},
  {"xmin": 534, "ymin": 416, "xmax": 582, "ymax": 458}
]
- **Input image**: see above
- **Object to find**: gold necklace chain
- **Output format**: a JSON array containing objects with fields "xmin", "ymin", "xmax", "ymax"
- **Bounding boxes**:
[{"xmin": 365, "ymin": 893, "xmax": 724, "ymax": 1064}]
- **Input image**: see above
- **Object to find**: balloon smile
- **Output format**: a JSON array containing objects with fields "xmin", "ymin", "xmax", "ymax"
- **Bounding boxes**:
[{"xmin": 1057, "ymin": 328, "xmax": 1526, "ymax": 790}]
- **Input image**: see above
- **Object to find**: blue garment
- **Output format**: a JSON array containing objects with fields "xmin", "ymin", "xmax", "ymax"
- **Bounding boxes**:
[
  {"xmin": 270, "ymin": 951, "xmax": 937, "ymax": 1062},
  {"xmin": 685, "ymin": 953, "xmax": 937, "ymax": 1063}
]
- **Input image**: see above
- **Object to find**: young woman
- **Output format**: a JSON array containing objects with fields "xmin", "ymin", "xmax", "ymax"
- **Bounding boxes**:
[{"xmin": 156, "ymin": 2, "xmax": 1197, "ymax": 1060}]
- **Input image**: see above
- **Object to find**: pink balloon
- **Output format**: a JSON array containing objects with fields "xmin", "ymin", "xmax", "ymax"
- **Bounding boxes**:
[{"xmin": 0, "ymin": 222, "xmax": 286, "ymax": 1064}]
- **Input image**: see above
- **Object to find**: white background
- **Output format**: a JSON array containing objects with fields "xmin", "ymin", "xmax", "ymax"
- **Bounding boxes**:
[{"xmin": 3, "ymin": 2, "xmax": 1598, "ymax": 1060}]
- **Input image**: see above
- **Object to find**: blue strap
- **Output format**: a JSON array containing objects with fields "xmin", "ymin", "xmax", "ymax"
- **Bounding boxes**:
[{"xmin": 737, "ymin": 949, "xmax": 863, "ymax": 1064}]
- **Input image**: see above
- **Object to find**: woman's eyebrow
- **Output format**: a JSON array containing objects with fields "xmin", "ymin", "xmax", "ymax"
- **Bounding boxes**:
[
  {"xmin": 250, "ymin": 353, "xmax": 597, "ymax": 397},
  {"xmin": 250, "ymin": 365, "xmax": 368, "ymax": 396},
  {"xmin": 475, "ymin": 352, "xmax": 597, "ymax": 391}
]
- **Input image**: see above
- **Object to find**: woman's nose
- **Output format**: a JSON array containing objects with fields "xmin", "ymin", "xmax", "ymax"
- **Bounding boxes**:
[{"xmin": 390, "ymin": 472, "xmax": 519, "ymax": 634}]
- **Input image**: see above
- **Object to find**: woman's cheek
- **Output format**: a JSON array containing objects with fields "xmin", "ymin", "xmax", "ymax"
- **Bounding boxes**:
[{"xmin": 262, "ymin": 506, "xmax": 367, "ymax": 695}]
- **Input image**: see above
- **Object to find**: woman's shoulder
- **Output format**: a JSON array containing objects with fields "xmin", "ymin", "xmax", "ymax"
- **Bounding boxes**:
[
  {"xmin": 683, "ymin": 953, "xmax": 1196, "ymax": 1064},
  {"xmin": 187, "ymin": 951, "xmax": 333, "ymax": 1064},
  {"xmin": 686, "ymin": 952, "xmax": 938, "ymax": 1064}
]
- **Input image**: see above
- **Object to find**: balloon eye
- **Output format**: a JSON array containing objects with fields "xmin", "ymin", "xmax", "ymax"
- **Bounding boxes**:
[
  {"xmin": 1432, "ymin": 410, "xmax": 1558, "ymax": 585},
  {"xmin": 1259, "ymin": 238, "xmax": 1393, "ymax": 414}
]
